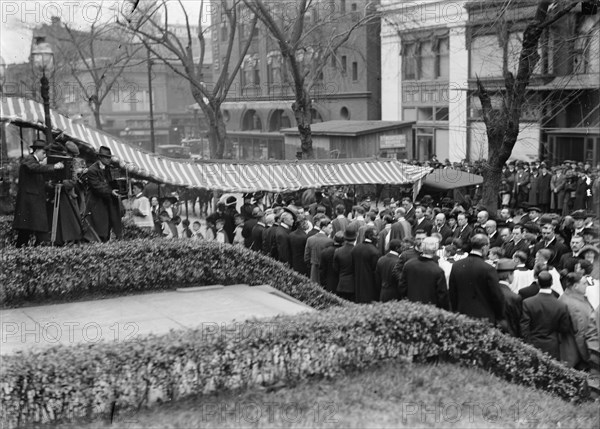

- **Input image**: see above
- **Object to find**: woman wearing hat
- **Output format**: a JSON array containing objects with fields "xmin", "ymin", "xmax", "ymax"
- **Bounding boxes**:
[{"xmin": 13, "ymin": 140, "xmax": 64, "ymax": 247}]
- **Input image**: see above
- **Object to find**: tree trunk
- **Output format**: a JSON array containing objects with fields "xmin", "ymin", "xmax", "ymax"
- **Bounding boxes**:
[
  {"xmin": 205, "ymin": 107, "xmax": 227, "ymax": 159},
  {"xmin": 92, "ymin": 104, "xmax": 103, "ymax": 131},
  {"xmin": 292, "ymin": 91, "xmax": 314, "ymax": 159}
]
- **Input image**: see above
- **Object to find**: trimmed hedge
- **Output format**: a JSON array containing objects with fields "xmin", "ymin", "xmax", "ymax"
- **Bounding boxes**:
[
  {"xmin": 0, "ymin": 301, "xmax": 590, "ymax": 427},
  {"xmin": 0, "ymin": 216, "xmax": 159, "ymax": 247},
  {"xmin": 0, "ymin": 238, "xmax": 345, "ymax": 310}
]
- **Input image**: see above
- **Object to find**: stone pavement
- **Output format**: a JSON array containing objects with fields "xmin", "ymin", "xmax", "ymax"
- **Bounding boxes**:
[{"xmin": 0, "ymin": 285, "xmax": 314, "ymax": 356}]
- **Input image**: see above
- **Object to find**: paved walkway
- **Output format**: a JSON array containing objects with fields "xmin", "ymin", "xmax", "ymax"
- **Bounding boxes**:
[{"xmin": 0, "ymin": 285, "xmax": 314, "ymax": 356}]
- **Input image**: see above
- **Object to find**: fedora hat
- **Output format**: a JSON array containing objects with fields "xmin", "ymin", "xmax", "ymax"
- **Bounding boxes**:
[
  {"xmin": 98, "ymin": 146, "xmax": 113, "ymax": 158},
  {"xmin": 225, "ymin": 196, "xmax": 237, "ymax": 207},
  {"xmin": 30, "ymin": 140, "xmax": 48, "ymax": 150},
  {"xmin": 344, "ymin": 228, "xmax": 357, "ymax": 241}
]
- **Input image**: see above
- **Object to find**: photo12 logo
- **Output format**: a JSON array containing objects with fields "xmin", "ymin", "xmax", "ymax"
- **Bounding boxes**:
[
  {"xmin": 199, "ymin": 401, "xmax": 338, "ymax": 424},
  {"xmin": 1, "ymin": 321, "xmax": 139, "ymax": 345}
]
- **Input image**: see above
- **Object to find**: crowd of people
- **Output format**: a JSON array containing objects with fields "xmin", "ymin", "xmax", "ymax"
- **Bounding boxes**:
[
  {"xmin": 174, "ymin": 184, "xmax": 599, "ymax": 390},
  {"xmin": 11, "ymin": 141, "xmax": 600, "ymax": 392}
]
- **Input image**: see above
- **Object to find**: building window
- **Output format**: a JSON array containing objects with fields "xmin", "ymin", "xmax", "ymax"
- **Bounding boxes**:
[
  {"xmin": 341, "ymin": 55, "xmax": 347, "ymax": 74},
  {"xmin": 340, "ymin": 106, "xmax": 350, "ymax": 119},
  {"xmin": 402, "ymin": 43, "xmax": 417, "ymax": 80},
  {"xmin": 436, "ymin": 37, "xmax": 449, "ymax": 79},
  {"xmin": 435, "ymin": 107, "xmax": 449, "ymax": 121},
  {"xmin": 341, "ymin": 0, "xmax": 346, "ymax": 13},
  {"xmin": 352, "ymin": 61, "xmax": 358, "ymax": 81}
]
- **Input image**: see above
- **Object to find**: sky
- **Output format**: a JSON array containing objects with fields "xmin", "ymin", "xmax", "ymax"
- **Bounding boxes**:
[{"xmin": 0, "ymin": 0, "xmax": 206, "ymax": 64}]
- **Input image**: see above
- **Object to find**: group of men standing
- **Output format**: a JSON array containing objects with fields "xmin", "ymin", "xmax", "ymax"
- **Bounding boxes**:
[{"xmin": 13, "ymin": 142, "xmax": 124, "ymax": 246}]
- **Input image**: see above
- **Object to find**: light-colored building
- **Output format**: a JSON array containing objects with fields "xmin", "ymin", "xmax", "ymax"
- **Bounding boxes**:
[{"xmin": 380, "ymin": 0, "xmax": 600, "ymax": 164}]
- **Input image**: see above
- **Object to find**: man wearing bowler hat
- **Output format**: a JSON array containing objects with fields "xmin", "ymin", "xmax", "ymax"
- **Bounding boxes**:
[
  {"xmin": 85, "ymin": 146, "xmax": 123, "ymax": 241},
  {"xmin": 14, "ymin": 140, "xmax": 64, "ymax": 247}
]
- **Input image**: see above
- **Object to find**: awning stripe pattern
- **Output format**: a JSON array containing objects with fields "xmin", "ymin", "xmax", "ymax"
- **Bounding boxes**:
[{"xmin": 1, "ymin": 97, "xmax": 432, "ymax": 191}]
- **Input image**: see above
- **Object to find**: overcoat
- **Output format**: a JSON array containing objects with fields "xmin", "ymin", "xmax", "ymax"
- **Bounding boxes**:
[{"xmin": 13, "ymin": 155, "xmax": 55, "ymax": 232}]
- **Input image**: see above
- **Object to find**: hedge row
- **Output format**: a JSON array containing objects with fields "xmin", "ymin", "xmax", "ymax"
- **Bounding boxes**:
[
  {"xmin": 0, "ymin": 301, "xmax": 590, "ymax": 427},
  {"xmin": 0, "ymin": 216, "xmax": 159, "ymax": 247},
  {"xmin": 0, "ymin": 237, "xmax": 345, "ymax": 310}
]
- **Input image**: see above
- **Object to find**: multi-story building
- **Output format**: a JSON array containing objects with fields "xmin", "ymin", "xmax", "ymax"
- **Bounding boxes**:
[
  {"xmin": 209, "ymin": 0, "xmax": 382, "ymax": 160},
  {"xmin": 381, "ymin": 0, "xmax": 600, "ymax": 164},
  {"xmin": 4, "ymin": 17, "xmax": 212, "ymax": 154}
]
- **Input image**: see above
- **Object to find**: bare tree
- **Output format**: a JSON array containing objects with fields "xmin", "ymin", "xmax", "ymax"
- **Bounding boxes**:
[
  {"xmin": 121, "ymin": 0, "xmax": 258, "ymax": 159},
  {"xmin": 49, "ymin": 16, "xmax": 145, "ymax": 130},
  {"xmin": 243, "ymin": 0, "xmax": 379, "ymax": 159},
  {"xmin": 473, "ymin": 0, "xmax": 579, "ymax": 211}
]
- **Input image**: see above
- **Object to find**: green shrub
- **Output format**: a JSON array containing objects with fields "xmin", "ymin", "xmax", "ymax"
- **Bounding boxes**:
[
  {"xmin": 0, "ymin": 238, "xmax": 345, "ymax": 310},
  {"xmin": 0, "ymin": 301, "xmax": 590, "ymax": 427}
]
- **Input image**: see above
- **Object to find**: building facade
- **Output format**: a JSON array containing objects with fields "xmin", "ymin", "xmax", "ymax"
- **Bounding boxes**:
[
  {"xmin": 381, "ymin": 0, "xmax": 600, "ymax": 164},
  {"xmin": 209, "ymin": 0, "xmax": 382, "ymax": 160}
]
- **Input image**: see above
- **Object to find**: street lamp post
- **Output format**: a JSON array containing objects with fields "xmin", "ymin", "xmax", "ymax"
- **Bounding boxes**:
[
  {"xmin": 30, "ymin": 37, "xmax": 54, "ymax": 146},
  {"xmin": 1, "ymin": 55, "xmax": 7, "ymax": 162}
]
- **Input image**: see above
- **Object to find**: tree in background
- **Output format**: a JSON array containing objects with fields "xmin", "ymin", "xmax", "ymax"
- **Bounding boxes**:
[
  {"xmin": 471, "ymin": 0, "xmax": 583, "ymax": 211},
  {"xmin": 243, "ymin": 0, "xmax": 380, "ymax": 159},
  {"xmin": 122, "ymin": 0, "xmax": 258, "ymax": 159}
]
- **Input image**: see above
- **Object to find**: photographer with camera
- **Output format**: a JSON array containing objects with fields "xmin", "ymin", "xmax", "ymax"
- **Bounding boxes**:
[
  {"xmin": 13, "ymin": 140, "xmax": 64, "ymax": 247},
  {"xmin": 84, "ymin": 146, "xmax": 123, "ymax": 242}
]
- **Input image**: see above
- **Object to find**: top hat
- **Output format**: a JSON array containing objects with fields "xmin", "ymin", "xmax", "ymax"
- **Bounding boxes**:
[
  {"xmin": 496, "ymin": 259, "xmax": 517, "ymax": 272},
  {"xmin": 98, "ymin": 146, "xmax": 113, "ymax": 158},
  {"xmin": 30, "ymin": 140, "xmax": 48, "ymax": 150},
  {"xmin": 254, "ymin": 191, "xmax": 265, "ymax": 200}
]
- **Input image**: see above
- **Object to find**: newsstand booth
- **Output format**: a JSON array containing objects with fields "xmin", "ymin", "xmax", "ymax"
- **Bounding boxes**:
[{"xmin": 1, "ymin": 97, "xmax": 432, "ymax": 197}]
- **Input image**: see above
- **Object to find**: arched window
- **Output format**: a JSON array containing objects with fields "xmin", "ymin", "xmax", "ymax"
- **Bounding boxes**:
[
  {"xmin": 242, "ymin": 109, "xmax": 262, "ymax": 131},
  {"xmin": 268, "ymin": 109, "xmax": 292, "ymax": 131}
]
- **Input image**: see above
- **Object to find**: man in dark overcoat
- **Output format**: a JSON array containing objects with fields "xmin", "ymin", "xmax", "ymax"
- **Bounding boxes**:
[
  {"xmin": 449, "ymin": 234, "xmax": 505, "ymax": 324},
  {"xmin": 520, "ymin": 271, "xmax": 571, "ymax": 359},
  {"xmin": 333, "ymin": 227, "xmax": 357, "ymax": 302},
  {"xmin": 352, "ymin": 227, "xmax": 381, "ymax": 303},
  {"xmin": 399, "ymin": 237, "xmax": 449, "ymax": 309},
  {"xmin": 288, "ymin": 218, "xmax": 310, "ymax": 276},
  {"xmin": 320, "ymin": 232, "xmax": 344, "ymax": 293},
  {"xmin": 13, "ymin": 140, "xmax": 64, "ymax": 247},
  {"xmin": 377, "ymin": 239, "xmax": 403, "ymax": 302},
  {"xmin": 85, "ymin": 146, "xmax": 123, "ymax": 242}
]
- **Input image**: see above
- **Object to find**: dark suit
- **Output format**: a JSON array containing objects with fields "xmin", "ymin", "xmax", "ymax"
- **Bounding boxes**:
[
  {"xmin": 391, "ymin": 247, "xmax": 420, "ymax": 290},
  {"xmin": 454, "ymin": 224, "xmax": 473, "ymax": 245},
  {"xmin": 251, "ymin": 222, "xmax": 266, "ymax": 252},
  {"xmin": 85, "ymin": 161, "xmax": 122, "ymax": 241},
  {"xmin": 13, "ymin": 154, "xmax": 55, "ymax": 239},
  {"xmin": 261, "ymin": 225, "xmax": 273, "ymax": 255},
  {"xmin": 431, "ymin": 223, "xmax": 453, "ymax": 245},
  {"xmin": 557, "ymin": 253, "xmax": 584, "ymax": 273},
  {"xmin": 390, "ymin": 219, "xmax": 412, "ymax": 241},
  {"xmin": 404, "ymin": 206, "xmax": 416, "ymax": 225},
  {"xmin": 352, "ymin": 240, "xmax": 380, "ymax": 303},
  {"xmin": 502, "ymin": 239, "xmax": 529, "ymax": 258},
  {"xmin": 320, "ymin": 244, "xmax": 340, "ymax": 293},
  {"xmin": 399, "ymin": 255, "xmax": 449, "ymax": 309},
  {"xmin": 498, "ymin": 282, "xmax": 522, "ymax": 338},
  {"xmin": 518, "ymin": 281, "xmax": 540, "ymax": 300},
  {"xmin": 377, "ymin": 252, "xmax": 401, "ymax": 302},
  {"xmin": 487, "ymin": 231, "xmax": 503, "ymax": 249},
  {"xmin": 520, "ymin": 291, "xmax": 571, "ymax": 360},
  {"xmin": 333, "ymin": 242, "xmax": 355, "ymax": 299},
  {"xmin": 533, "ymin": 237, "xmax": 569, "ymax": 267},
  {"xmin": 288, "ymin": 228, "xmax": 309, "ymax": 276},
  {"xmin": 273, "ymin": 225, "xmax": 292, "ymax": 265},
  {"xmin": 412, "ymin": 218, "xmax": 432, "ymax": 236},
  {"xmin": 305, "ymin": 232, "xmax": 334, "ymax": 283},
  {"xmin": 242, "ymin": 218, "xmax": 258, "ymax": 248},
  {"xmin": 449, "ymin": 253, "xmax": 505, "ymax": 324}
]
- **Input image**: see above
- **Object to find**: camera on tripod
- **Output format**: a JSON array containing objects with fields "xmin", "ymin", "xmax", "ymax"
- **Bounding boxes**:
[{"xmin": 47, "ymin": 155, "xmax": 73, "ymax": 182}]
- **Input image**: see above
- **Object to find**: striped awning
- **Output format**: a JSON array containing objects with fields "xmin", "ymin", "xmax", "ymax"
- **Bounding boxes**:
[{"xmin": 1, "ymin": 97, "xmax": 432, "ymax": 191}]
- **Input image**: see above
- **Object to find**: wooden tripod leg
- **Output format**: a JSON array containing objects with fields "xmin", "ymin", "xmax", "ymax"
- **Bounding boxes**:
[{"xmin": 51, "ymin": 184, "xmax": 62, "ymax": 246}]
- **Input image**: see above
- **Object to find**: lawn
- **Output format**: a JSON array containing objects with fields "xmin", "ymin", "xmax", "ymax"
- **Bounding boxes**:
[{"xmin": 38, "ymin": 359, "xmax": 598, "ymax": 429}]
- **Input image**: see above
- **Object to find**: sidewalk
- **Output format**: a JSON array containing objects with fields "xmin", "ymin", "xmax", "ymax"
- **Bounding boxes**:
[{"xmin": 0, "ymin": 284, "xmax": 314, "ymax": 356}]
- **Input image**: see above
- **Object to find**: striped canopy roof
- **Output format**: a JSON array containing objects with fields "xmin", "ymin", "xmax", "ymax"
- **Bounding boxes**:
[{"xmin": 1, "ymin": 97, "xmax": 431, "ymax": 192}]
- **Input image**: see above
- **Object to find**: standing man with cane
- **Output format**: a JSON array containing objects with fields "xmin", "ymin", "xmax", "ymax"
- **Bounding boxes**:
[{"xmin": 13, "ymin": 140, "xmax": 63, "ymax": 247}]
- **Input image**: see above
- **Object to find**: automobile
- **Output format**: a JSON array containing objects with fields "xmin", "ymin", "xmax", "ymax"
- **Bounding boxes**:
[{"xmin": 157, "ymin": 145, "xmax": 191, "ymax": 159}]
